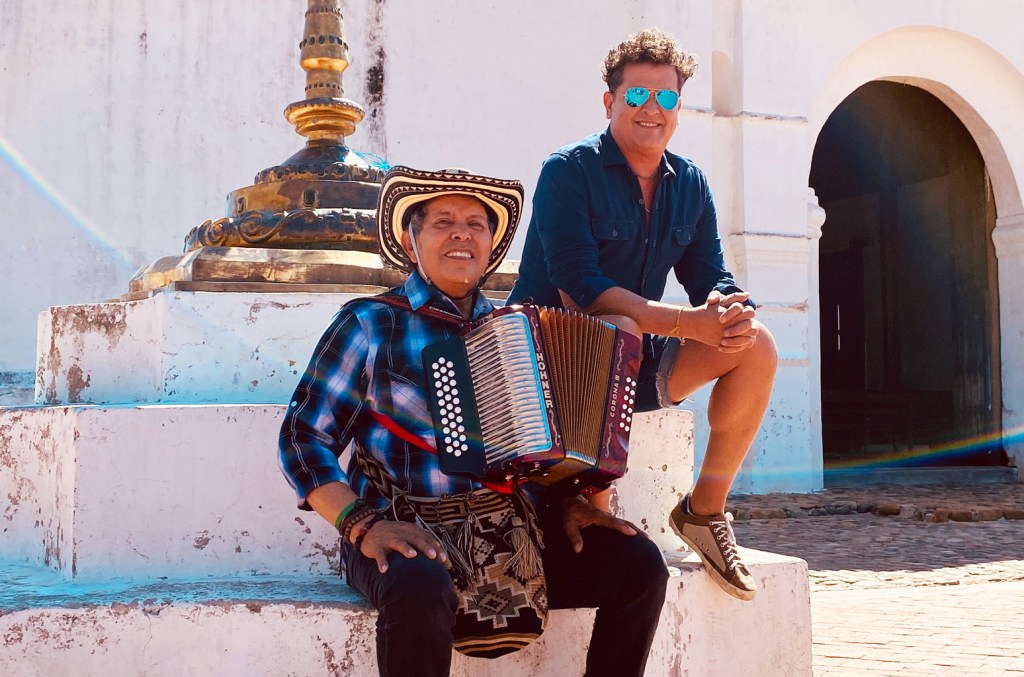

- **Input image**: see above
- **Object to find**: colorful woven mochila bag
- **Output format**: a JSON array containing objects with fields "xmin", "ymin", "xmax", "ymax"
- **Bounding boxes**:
[{"xmin": 352, "ymin": 435, "xmax": 548, "ymax": 658}]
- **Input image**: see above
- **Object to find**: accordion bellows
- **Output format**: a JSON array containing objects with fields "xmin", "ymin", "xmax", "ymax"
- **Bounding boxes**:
[{"xmin": 423, "ymin": 304, "xmax": 642, "ymax": 487}]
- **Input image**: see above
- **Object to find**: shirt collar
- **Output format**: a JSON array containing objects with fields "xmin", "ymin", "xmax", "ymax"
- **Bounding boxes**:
[
  {"xmin": 402, "ymin": 270, "xmax": 495, "ymax": 321},
  {"xmin": 599, "ymin": 126, "xmax": 677, "ymax": 178}
]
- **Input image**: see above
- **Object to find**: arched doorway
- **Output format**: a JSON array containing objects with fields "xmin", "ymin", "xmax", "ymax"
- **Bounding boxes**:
[{"xmin": 810, "ymin": 81, "xmax": 1006, "ymax": 470}]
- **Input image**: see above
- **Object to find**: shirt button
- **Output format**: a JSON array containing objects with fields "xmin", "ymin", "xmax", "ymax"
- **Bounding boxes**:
[{"xmin": 644, "ymin": 238, "xmax": 649, "ymax": 244}]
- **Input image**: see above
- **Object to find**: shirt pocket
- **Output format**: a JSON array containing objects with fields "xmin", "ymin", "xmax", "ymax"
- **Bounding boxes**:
[
  {"xmin": 672, "ymin": 225, "xmax": 696, "ymax": 247},
  {"xmin": 380, "ymin": 367, "xmax": 433, "ymax": 440},
  {"xmin": 590, "ymin": 217, "xmax": 637, "ymax": 241},
  {"xmin": 658, "ymin": 224, "xmax": 698, "ymax": 271}
]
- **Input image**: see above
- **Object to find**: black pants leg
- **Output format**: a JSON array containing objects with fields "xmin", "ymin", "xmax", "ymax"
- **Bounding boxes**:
[
  {"xmin": 541, "ymin": 511, "xmax": 670, "ymax": 677},
  {"xmin": 345, "ymin": 544, "xmax": 458, "ymax": 677}
]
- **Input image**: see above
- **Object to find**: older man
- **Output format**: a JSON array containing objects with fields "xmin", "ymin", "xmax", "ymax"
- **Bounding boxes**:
[
  {"xmin": 279, "ymin": 167, "xmax": 667, "ymax": 677},
  {"xmin": 510, "ymin": 29, "xmax": 778, "ymax": 601}
]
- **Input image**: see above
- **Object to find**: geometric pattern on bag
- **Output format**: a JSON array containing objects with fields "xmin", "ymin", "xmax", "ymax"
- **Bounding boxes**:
[{"xmin": 354, "ymin": 441, "xmax": 548, "ymax": 658}]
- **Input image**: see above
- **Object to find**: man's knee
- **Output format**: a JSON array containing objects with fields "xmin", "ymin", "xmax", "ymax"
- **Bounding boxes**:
[
  {"xmin": 631, "ymin": 535, "xmax": 670, "ymax": 587},
  {"xmin": 750, "ymin": 320, "xmax": 779, "ymax": 371},
  {"xmin": 378, "ymin": 553, "xmax": 458, "ymax": 613},
  {"xmin": 604, "ymin": 532, "xmax": 669, "ymax": 593}
]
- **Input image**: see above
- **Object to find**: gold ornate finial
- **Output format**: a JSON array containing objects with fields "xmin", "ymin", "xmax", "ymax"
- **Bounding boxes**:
[
  {"xmin": 285, "ymin": 0, "xmax": 365, "ymax": 142},
  {"xmin": 127, "ymin": 0, "xmax": 392, "ymax": 298},
  {"xmin": 174, "ymin": 0, "xmax": 383, "ymax": 254}
]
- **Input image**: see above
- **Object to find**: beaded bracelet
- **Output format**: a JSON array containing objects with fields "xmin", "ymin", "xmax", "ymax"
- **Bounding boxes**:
[
  {"xmin": 340, "ymin": 505, "xmax": 378, "ymax": 544},
  {"xmin": 351, "ymin": 512, "xmax": 388, "ymax": 553}
]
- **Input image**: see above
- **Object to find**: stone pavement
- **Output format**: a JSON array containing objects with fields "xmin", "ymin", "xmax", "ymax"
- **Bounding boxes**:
[{"xmin": 729, "ymin": 483, "xmax": 1024, "ymax": 675}]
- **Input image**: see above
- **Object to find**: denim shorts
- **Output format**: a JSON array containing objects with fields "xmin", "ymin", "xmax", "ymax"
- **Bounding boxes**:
[{"xmin": 633, "ymin": 334, "xmax": 682, "ymax": 412}]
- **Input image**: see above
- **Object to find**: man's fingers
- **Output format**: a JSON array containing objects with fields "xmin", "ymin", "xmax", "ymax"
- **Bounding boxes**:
[
  {"xmin": 719, "ymin": 335, "xmax": 756, "ymax": 348},
  {"xmin": 564, "ymin": 520, "xmax": 584, "ymax": 553},
  {"xmin": 403, "ymin": 531, "xmax": 442, "ymax": 561},
  {"xmin": 585, "ymin": 510, "xmax": 639, "ymax": 536},
  {"xmin": 724, "ymin": 317, "xmax": 757, "ymax": 335},
  {"xmin": 720, "ymin": 303, "xmax": 754, "ymax": 325},
  {"xmin": 706, "ymin": 290, "xmax": 722, "ymax": 305},
  {"xmin": 712, "ymin": 290, "xmax": 749, "ymax": 307},
  {"xmin": 613, "ymin": 518, "xmax": 638, "ymax": 536},
  {"xmin": 361, "ymin": 541, "xmax": 391, "ymax": 574}
]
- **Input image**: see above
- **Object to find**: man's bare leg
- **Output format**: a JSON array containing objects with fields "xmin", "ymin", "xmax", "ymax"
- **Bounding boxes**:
[{"xmin": 667, "ymin": 321, "xmax": 778, "ymax": 515}]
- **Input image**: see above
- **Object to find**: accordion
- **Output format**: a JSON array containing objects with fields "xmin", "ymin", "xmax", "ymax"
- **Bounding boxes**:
[{"xmin": 422, "ymin": 304, "xmax": 642, "ymax": 488}]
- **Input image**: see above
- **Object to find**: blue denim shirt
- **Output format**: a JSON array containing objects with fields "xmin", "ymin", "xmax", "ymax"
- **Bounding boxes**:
[{"xmin": 509, "ymin": 128, "xmax": 747, "ymax": 309}]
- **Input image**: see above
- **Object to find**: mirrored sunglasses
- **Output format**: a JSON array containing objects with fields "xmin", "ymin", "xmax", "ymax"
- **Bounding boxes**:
[{"xmin": 623, "ymin": 87, "xmax": 679, "ymax": 110}]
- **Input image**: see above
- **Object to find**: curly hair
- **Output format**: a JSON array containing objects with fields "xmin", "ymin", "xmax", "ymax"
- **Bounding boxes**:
[{"xmin": 602, "ymin": 28, "xmax": 698, "ymax": 92}]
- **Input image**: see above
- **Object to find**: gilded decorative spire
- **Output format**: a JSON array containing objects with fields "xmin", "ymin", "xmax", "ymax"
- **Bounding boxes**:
[
  {"xmin": 178, "ymin": 0, "xmax": 383, "ymax": 254},
  {"xmin": 285, "ymin": 1, "xmax": 365, "ymax": 142}
]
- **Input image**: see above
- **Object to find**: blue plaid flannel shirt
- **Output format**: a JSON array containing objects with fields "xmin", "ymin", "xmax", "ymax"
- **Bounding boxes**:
[{"xmin": 278, "ymin": 271, "xmax": 492, "ymax": 510}]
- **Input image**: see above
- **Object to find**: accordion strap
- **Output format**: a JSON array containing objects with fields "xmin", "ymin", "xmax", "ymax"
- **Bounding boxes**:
[
  {"xmin": 357, "ymin": 292, "xmax": 471, "ymax": 326},
  {"xmin": 365, "ymin": 405, "xmax": 514, "ymax": 495}
]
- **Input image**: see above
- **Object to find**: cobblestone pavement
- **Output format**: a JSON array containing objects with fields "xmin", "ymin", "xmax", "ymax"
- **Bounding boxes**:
[{"xmin": 729, "ymin": 483, "xmax": 1024, "ymax": 676}]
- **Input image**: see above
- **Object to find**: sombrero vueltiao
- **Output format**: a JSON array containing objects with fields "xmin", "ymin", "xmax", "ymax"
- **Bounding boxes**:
[{"xmin": 377, "ymin": 166, "xmax": 525, "ymax": 280}]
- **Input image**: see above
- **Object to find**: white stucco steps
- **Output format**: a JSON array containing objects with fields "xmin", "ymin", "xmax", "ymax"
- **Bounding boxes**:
[
  {"xmin": 0, "ymin": 405, "xmax": 694, "ymax": 580},
  {"xmin": 35, "ymin": 291, "xmax": 366, "ymax": 407},
  {"xmin": 0, "ymin": 552, "xmax": 812, "ymax": 677}
]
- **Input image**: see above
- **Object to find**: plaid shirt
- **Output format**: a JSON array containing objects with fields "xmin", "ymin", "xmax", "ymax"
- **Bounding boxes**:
[{"xmin": 278, "ymin": 271, "xmax": 493, "ymax": 510}]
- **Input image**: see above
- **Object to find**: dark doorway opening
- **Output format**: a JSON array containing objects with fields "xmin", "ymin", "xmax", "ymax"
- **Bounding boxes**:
[{"xmin": 810, "ymin": 81, "xmax": 1005, "ymax": 469}]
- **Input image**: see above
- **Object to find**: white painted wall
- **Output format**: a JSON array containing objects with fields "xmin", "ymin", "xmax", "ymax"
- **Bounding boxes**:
[{"xmin": 3, "ymin": 0, "xmax": 1023, "ymax": 487}]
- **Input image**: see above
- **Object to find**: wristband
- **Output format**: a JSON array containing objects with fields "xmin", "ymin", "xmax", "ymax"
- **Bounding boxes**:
[{"xmin": 334, "ymin": 499, "xmax": 364, "ymax": 533}]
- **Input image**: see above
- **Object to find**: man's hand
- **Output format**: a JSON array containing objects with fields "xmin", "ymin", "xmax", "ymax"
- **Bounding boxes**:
[
  {"xmin": 561, "ymin": 496, "xmax": 641, "ymax": 553},
  {"xmin": 698, "ymin": 290, "xmax": 759, "ymax": 353},
  {"xmin": 357, "ymin": 519, "xmax": 449, "ymax": 574},
  {"xmin": 706, "ymin": 289, "xmax": 751, "ymax": 309}
]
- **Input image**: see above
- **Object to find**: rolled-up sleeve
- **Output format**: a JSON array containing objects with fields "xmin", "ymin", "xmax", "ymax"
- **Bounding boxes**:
[
  {"xmin": 534, "ymin": 154, "xmax": 620, "ymax": 309},
  {"xmin": 278, "ymin": 310, "xmax": 368, "ymax": 510}
]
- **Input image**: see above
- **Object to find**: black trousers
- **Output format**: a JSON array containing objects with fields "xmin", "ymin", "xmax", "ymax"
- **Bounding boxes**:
[{"xmin": 345, "ymin": 510, "xmax": 669, "ymax": 677}]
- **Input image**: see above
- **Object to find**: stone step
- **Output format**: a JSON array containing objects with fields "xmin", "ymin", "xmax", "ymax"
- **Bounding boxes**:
[
  {"xmin": 1, "ymin": 405, "xmax": 693, "ymax": 581},
  {"xmin": 0, "ymin": 552, "xmax": 812, "ymax": 676},
  {"xmin": 36, "ymin": 291, "xmax": 363, "ymax": 406}
]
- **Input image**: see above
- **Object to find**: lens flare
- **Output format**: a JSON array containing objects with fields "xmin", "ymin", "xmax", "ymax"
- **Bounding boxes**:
[
  {"xmin": 827, "ymin": 423, "xmax": 1024, "ymax": 470},
  {"xmin": 0, "ymin": 135, "xmax": 135, "ymax": 272}
]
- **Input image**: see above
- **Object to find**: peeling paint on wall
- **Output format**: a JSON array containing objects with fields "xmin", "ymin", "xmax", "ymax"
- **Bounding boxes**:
[
  {"xmin": 65, "ymin": 365, "xmax": 91, "ymax": 403},
  {"xmin": 361, "ymin": 0, "xmax": 387, "ymax": 158}
]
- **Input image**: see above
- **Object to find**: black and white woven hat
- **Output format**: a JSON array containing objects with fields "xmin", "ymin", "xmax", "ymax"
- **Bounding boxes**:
[{"xmin": 376, "ymin": 166, "xmax": 525, "ymax": 279}]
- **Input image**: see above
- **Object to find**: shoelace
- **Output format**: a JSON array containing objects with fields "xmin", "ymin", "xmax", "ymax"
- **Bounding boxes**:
[{"xmin": 709, "ymin": 513, "xmax": 742, "ymax": 572}]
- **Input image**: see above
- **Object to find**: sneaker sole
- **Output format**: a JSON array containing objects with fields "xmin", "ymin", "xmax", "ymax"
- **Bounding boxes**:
[{"xmin": 670, "ymin": 510, "xmax": 757, "ymax": 602}]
